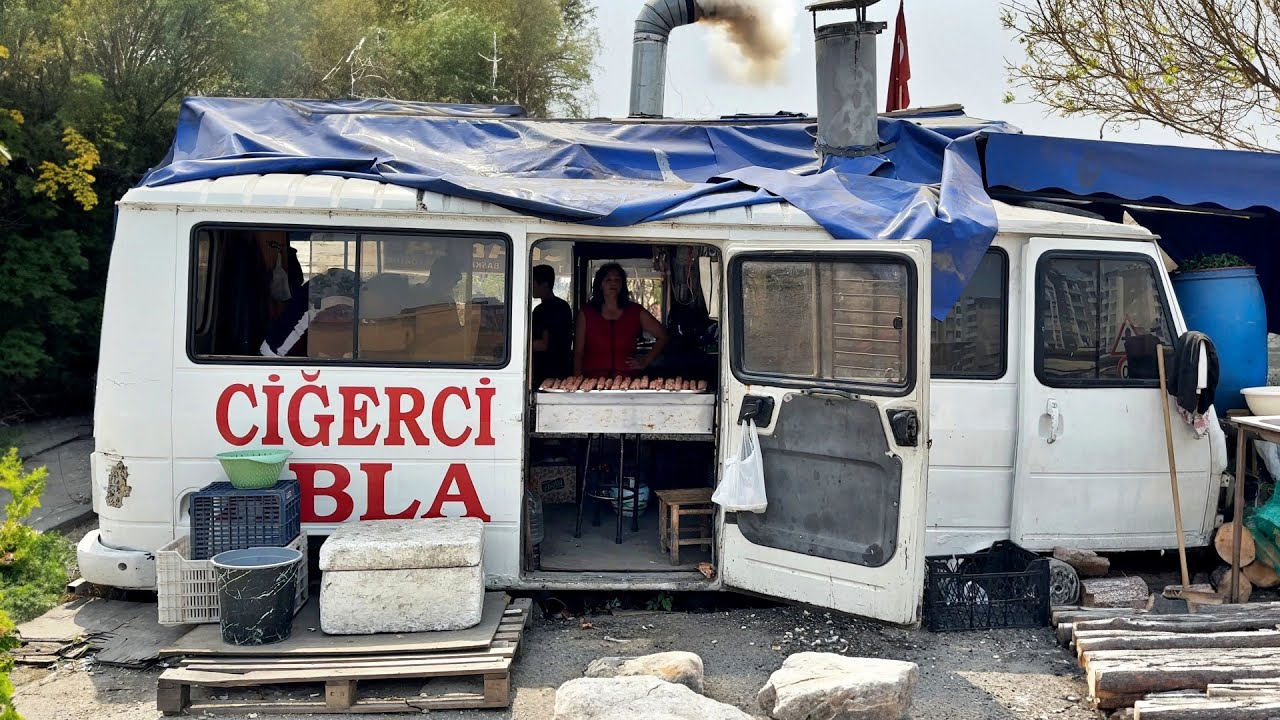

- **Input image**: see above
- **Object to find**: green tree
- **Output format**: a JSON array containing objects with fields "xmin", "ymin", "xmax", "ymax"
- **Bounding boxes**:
[
  {"xmin": 0, "ymin": 42, "xmax": 98, "ymax": 409},
  {"xmin": 0, "ymin": 0, "xmax": 600, "ymax": 415},
  {"xmin": 1003, "ymin": 0, "xmax": 1280, "ymax": 150},
  {"xmin": 302, "ymin": 0, "xmax": 599, "ymax": 116},
  {"xmin": 0, "ymin": 449, "xmax": 75, "ymax": 720}
]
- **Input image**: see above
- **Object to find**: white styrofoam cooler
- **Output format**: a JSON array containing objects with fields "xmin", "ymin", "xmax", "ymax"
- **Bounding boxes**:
[{"xmin": 318, "ymin": 517, "xmax": 485, "ymax": 635}]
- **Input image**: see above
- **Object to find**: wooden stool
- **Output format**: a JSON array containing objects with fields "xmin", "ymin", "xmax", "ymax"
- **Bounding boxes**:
[{"xmin": 656, "ymin": 488, "xmax": 714, "ymax": 565}]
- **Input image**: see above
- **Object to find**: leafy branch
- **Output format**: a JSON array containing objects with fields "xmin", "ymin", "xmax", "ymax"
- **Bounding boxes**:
[{"xmin": 1003, "ymin": 0, "xmax": 1280, "ymax": 149}]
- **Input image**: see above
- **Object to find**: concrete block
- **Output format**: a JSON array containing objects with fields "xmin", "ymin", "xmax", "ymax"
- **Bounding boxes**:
[
  {"xmin": 320, "ymin": 565, "xmax": 484, "ymax": 634},
  {"xmin": 319, "ymin": 518, "xmax": 484, "ymax": 572}
]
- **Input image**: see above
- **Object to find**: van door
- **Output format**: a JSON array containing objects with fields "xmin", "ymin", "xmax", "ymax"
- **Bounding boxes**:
[
  {"xmin": 1010, "ymin": 238, "xmax": 1216, "ymax": 551},
  {"xmin": 718, "ymin": 243, "xmax": 931, "ymax": 624}
]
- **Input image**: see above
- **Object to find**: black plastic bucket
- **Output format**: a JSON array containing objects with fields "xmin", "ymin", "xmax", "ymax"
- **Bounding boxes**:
[{"xmin": 211, "ymin": 546, "xmax": 303, "ymax": 646}]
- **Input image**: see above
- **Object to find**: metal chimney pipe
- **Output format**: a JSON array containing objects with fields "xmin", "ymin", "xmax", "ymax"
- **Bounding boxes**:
[
  {"xmin": 630, "ymin": 0, "xmax": 701, "ymax": 118},
  {"xmin": 809, "ymin": 1, "xmax": 887, "ymax": 160}
]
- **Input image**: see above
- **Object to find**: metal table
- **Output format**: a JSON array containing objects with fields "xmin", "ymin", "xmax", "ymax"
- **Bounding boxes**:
[{"xmin": 1228, "ymin": 415, "xmax": 1280, "ymax": 602}]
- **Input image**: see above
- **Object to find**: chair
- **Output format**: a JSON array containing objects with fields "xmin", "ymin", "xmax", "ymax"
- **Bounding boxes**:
[{"xmin": 656, "ymin": 488, "xmax": 714, "ymax": 565}]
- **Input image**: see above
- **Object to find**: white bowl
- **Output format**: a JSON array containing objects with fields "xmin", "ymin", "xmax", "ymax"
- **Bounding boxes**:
[{"xmin": 1242, "ymin": 387, "xmax": 1280, "ymax": 416}]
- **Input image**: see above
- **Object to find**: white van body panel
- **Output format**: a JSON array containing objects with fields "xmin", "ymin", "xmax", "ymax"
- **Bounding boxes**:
[
  {"xmin": 1009, "ymin": 236, "xmax": 1218, "ymax": 551},
  {"xmin": 81, "ymin": 174, "xmax": 1222, "ymax": 598},
  {"xmin": 93, "ymin": 206, "xmax": 180, "ymax": 556}
]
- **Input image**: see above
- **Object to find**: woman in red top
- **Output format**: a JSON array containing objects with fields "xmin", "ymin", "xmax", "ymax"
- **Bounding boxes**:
[{"xmin": 573, "ymin": 263, "xmax": 668, "ymax": 378}]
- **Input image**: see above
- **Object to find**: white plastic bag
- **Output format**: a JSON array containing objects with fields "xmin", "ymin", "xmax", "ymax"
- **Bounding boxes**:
[
  {"xmin": 713, "ymin": 419, "xmax": 767, "ymax": 513},
  {"xmin": 269, "ymin": 251, "xmax": 293, "ymax": 302},
  {"xmin": 1259, "ymin": 441, "xmax": 1280, "ymax": 484}
]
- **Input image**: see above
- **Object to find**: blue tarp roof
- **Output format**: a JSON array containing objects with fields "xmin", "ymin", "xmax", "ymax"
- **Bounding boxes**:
[
  {"xmin": 142, "ymin": 97, "xmax": 1019, "ymax": 320},
  {"xmin": 983, "ymin": 132, "xmax": 1280, "ymax": 213}
]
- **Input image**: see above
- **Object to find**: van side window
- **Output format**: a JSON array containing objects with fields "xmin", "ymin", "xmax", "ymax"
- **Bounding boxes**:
[
  {"xmin": 930, "ymin": 249, "xmax": 1007, "ymax": 379},
  {"xmin": 189, "ymin": 227, "xmax": 509, "ymax": 366},
  {"xmin": 1035, "ymin": 254, "xmax": 1175, "ymax": 385},
  {"xmin": 735, "ymin": 257, "xmax": 913, "ymax": 390}
]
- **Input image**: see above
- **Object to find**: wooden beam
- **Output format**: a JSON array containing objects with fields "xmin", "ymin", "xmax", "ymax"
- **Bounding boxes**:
[
  {"xmin": 1076, "ymin": 630, "xmax": 1280, "ymax": 655},
  {"xmin": 1134, "ymin": 695, "xmax": 1280, "ymax": 718},
  {"xmin": 1088, "ymin": 648, "xmax": 1280, "ymax": 707}
]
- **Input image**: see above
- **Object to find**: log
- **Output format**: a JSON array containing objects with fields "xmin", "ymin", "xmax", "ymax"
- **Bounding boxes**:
[
  {"xmin": 1087, "ymin": 647, "xmax": 1280, "ymax": 708},
  {"xmin": 1206, "ymin": 684, "xmax": 1280, "ymax": 698},
  {"xmin": 1075, "ymin": 604, "xmax": 1280, "ymax": 627},
  {"xmin": 1074, "ymin": 616, "xmax": 1280, "ymax": 636},
  {"xmin": 1244, "ymin": 562, "xmax": 1280, "ymax": 589},
  {"xmin": 1057, "ymin": 622, "xmax": 1075, "ymax": 646},
  {"xmin": 1054, "ymin": 547, "xmax": 1112, "ymax": 577},
  {"xmin": 1216, "ymin": 524, "xmax": 1257, "ymax": 567},
  {"xmin": 1084, "ymin": 577, "xmax": 1152, "ymax": 608},
  {"xmin": 1075, "ymin": 630, "xmax": 1280, "ymax": 655},
  {"xmin": 1060, "ymin": 604, "xmax": 1280, "ymax": 645},
  {"xmin": 1210, "ymin": 566, "xmax": 1254, "ymax": 602},
  {"xmin": 1133, "ymin": 695, "xmax": 1280, "ymax": 718},
  {"xmin": 1053, "ymin": 607, "xmax": 1151, "ymax": 626},
  {"xmin": 1053, "ymin": 601, "xmax": 1280, "ymax": 620}
]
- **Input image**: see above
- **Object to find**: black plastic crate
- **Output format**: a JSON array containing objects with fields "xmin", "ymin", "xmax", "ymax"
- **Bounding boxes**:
[
  {"xmin": 923, "ymin": 541, "xmax": 1050, "ymax": 632},
  {"xmin": 190, "ymin": 479, "xmax": 301, "ymax": 560}
]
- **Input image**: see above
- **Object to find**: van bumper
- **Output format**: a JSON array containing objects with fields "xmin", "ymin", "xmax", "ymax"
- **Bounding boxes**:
[{"xmin": 77, "ymin": 530, "xmax": 156, "ymax": 590}]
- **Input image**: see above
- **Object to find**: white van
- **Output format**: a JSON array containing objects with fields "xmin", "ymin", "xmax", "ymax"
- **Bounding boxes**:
[
  {"xmin": 77, "ymin": 0, "xmax": 1230, "ymax": 625},
  {"xmin": 77, "ymin": 172, "xmax": 1226, "ymax": 625}
]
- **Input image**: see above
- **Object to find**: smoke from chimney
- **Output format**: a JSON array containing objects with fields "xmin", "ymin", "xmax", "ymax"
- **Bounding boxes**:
[
  {"xmin": 701, "ymin": 0, "xmax": 795, "ymax": 86},
  {"xmin": 628, "ymin": 0, "xmax": 793, "ymax": 117}
]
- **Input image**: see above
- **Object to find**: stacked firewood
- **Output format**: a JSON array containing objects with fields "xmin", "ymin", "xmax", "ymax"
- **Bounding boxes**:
[
  {"xmin": 1052, "ymin": 602, "xmax": 1280, "ymax": 718},
  {"xmin": 539, "ymin": 375, "xmax": 708, "ymax": 392}
]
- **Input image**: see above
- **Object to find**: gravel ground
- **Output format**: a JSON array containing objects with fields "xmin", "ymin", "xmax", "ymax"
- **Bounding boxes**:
[
  {"xmin": 15, "ymin": 517, "xmax": 1094, "ymax": 720},
  {"xmin": 12, "ymin": 596, "xmax": 1094, "ymax": 720}
]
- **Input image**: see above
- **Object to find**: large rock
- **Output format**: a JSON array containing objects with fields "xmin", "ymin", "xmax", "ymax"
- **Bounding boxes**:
[
  {"xmin": 554, "ymin": 676, "xmax": 750, "ymax": 720},
  {"xmin": 585, "ymin": 651, "xmax": 705, "ymax": 693},
  {"xmin": 758, "ymin": 653, "xmax": 918, "ymax": 720}
]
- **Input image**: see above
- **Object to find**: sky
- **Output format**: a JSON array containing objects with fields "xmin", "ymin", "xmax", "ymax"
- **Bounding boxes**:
[{"xmin": 588, "ymin": 0, "xmax": 1215, "ymax": 149}]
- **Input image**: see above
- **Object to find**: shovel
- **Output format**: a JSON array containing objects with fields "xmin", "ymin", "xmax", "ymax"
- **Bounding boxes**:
[{"xmin": 1156, "ymin": 344, "xmax": 1224, "ymax": 608}]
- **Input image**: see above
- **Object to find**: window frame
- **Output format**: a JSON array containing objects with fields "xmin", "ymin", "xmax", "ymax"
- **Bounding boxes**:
[
  {"xmin": 1033, "ymin": 250, "xmax": 1176, "ymax": 389},
  {"xmin": 930, "ymin": 247, "xmax": 1010, "ymax": 381},
  {"xmin": 728, "ymin": 251, "xmax": 919, "ymax": 398},
  {"xmin": 186, "ymin": 222, "xmax": 514, "ymax": 369}
]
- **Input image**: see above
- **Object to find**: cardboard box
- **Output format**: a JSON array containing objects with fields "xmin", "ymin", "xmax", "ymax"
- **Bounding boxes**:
[{"xmin": 532, "ymin": 464, "xmax": 577, "ymax": 504}]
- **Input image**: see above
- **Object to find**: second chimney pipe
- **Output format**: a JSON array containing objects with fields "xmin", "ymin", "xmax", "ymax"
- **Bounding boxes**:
[
  {"xmin": 811, "ymin": 1, "xmax": 886, "ymax": 161},
  {"xmin": 630, "ymin": 0, "xmax": 701, "ymax": 118}
]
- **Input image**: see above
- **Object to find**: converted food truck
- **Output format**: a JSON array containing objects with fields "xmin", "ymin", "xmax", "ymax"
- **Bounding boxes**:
[{"xmin": 75, "ymin": 1, "xmax": 1228, "ymax": 625}]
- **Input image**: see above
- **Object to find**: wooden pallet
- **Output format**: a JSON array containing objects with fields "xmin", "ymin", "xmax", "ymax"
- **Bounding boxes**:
[{"xmin": 157, "ymin": 597, "xmax": 532, "ymax": 715}]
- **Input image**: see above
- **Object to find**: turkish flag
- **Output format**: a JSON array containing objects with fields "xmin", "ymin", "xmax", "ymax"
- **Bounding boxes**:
[{"xmin": 886, "ymin": 0, "xmax": 911, "ymax": 112}]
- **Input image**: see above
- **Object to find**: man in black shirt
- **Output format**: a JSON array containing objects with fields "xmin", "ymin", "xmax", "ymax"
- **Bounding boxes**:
[{"xmin": 531, "ymin": 264, "xmax": 573, "ymax": 387}]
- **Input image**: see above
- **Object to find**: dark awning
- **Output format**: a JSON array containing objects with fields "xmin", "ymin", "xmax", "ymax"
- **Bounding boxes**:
[{"xmin": 982, "ymin": 132, "xmax": 1280, "ymax": 213}]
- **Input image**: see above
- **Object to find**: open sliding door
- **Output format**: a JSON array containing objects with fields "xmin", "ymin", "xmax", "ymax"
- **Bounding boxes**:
[{"xmin": 718, "ymin": 242, "xmax": 931, "ymax": 624}]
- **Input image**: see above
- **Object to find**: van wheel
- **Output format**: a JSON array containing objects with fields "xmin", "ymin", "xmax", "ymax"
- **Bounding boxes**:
[{"xmin": 1048, "ymin": 558, "xmax": 1080, "ymax": 605}]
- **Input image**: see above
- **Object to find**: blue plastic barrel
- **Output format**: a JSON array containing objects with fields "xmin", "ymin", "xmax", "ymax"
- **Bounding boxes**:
[{"xmin": 1171, "ymin": 266, "xmax": 1268, "ymax": 411}]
